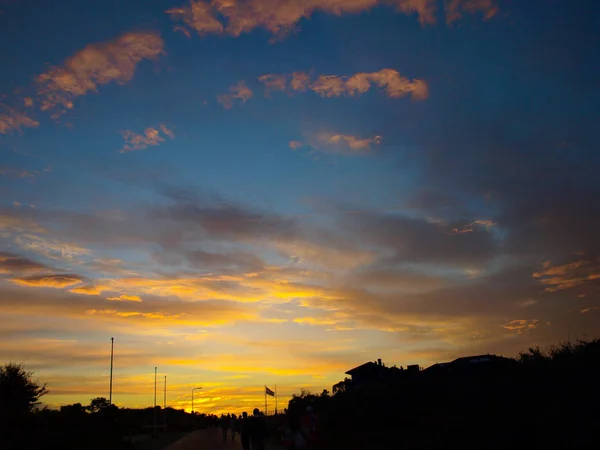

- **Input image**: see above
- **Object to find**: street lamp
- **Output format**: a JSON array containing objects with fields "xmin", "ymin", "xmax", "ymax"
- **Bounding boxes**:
[{"xmin": 191, "ymin": 387, "xmax": 202, "ymax": 415}]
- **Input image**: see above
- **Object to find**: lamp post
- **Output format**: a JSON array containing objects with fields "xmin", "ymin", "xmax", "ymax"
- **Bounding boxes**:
[{"xmin": 191, "ymin": 387, "xmax": 202, "ymax": 415}]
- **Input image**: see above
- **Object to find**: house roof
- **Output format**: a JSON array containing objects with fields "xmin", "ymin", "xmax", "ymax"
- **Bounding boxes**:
[
  {"xmin": 345, "ymin": 361, "xmax": 382, "ymax": 375},
  {"xmin": 451, "ymin": 354, "xmax": 508, "ymax": 364},
  {"xmin": 423, "ymin": 354, "xmax": 512, "ymax": 373}
]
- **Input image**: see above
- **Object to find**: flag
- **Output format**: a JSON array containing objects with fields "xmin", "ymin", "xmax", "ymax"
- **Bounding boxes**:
[{"xmin": 265, "ymin": 386, "xmax": 275, "ymax": 397}]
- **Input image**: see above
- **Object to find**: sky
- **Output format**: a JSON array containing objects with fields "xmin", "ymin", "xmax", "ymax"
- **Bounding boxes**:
[{"xmin": 1, "ymin": 0, "xmax": 599, "ymax": 414}]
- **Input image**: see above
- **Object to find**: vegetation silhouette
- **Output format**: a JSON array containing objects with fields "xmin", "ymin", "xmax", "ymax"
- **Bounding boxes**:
[
  {"xmin": 282, "ymin": 339, "xmax": 600, "ymax": 450},
  {"xmin": 1, "ymin": 339, "xmax": 599, "ymax": 449}
]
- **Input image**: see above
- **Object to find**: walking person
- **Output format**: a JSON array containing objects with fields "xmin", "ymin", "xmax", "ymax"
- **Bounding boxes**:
[
  {"xmin": 249, "ymin": 408, "xmax": 268, "ymax": 450},
  {"xmin": 221, "ymin": 414, "xmax": 229, "ymax": 444},
  {"xmin": 240, "ymin": 412, "xmax": 251, "ymax": 450},
  {"xmin": 230, "ymin": 414, "xmax": 237, "ymax": 441}
]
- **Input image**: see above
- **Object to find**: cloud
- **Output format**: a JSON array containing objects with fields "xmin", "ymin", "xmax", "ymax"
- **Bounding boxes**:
[
  {"xmin": 289, "ymin": 140, "xmax": 304, "ymax": 150},
  {"xmin": 532, "ymin": 259, "xmax": 600, "ymax": 293},
  {"xmin": 36, "ymin": 32, "xmax": 164, "ymax": 117},
  {"xmin": 452, "ymin": 219, "xmax": 497, "ymax": 234},
  {"xmin": 217, "ymin": 81, "xmax": 253, "ymax": 109},
  {"xmin": 290, "ymin": 72, "xmax": 310, "ymax": 91},
  {"xmin": 23, "ymin": 97, "xmax": 34, "ymax": 107},
  {"xmin": 14, "ymin": 233, "xmax": 90, "ymax": 261},
  {"xmin": 258, "ymin": 74, "xmax": 287, "ymax": 94},
  {"xmin": 0, "ymin": 166, "xmax": 37, "ymax": 179},
  {"xmin": 69, "ymin": 285, "xmax": 109, "ymax": 296},
  {"xmin": 220, "ymin": 69, "xmax": 428, "ymax": 108},
  {"xmin": 120, "ymin": 124, "xmax": 174, "ymax": 153},
  {"xmin": 0, "ymin": 252, "xmax": 48, "ymax": 274},
  {"xmin": 0, "ymin": 104, "xmax": 39, "ymax": 134},
  {"xmin": 10, "ymin": 274, "xmax": 84, "ymax": 288},
  {"xmin": 167, "ymin": 0, "xmax": 496, "ymax": 40},
  {"xmin": 106, "ymin": 294, "xmax": 142, "ymax": 302},
  {"xmin": 445, "ymin": 0, "xmax": 499, "ymax": 24},
  {"xmin": 297, "ymin": 69, "xmax": 429, "ymax": 99},
  {"xmin": 313, "ymin": 132, "xmax": 383, "ymax": 154},
  {"xmin": 501, "ymin": 319, "xmax": 539, "ymax": 334},
  {"xmin": 394, "ymin": 0, "xmax": 438, "ymax": 25}
]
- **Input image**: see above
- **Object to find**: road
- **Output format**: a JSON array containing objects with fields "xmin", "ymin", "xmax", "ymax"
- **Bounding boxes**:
[{"xmin": 165, "ymin": 428, "xmax": 242, "ymax": 450}]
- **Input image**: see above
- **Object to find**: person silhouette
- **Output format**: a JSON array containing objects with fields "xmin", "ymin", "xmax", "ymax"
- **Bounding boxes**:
[
  {"xmin": 249, "ymin": 408, "xmax": 268, "ymax": 450},
  {"xmin": 221, "ymin": 414, "xmax": 229, "ymax": 443},
  {"xmin": 240, "ymin": 412, "xmax": 251, "ymax": 450},
  {"xmin": 230, "ymin": 413, "xmax": 237, "ymax": 441}
]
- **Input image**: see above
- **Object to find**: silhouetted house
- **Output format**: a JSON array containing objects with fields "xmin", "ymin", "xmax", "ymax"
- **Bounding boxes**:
[
  {"xmin": 422, "ymin": 354, "xmax": 514, "ymax": 376},
  {"xmin": 345, "ymin": 359, "xmax": 404, "ymax": 388}
]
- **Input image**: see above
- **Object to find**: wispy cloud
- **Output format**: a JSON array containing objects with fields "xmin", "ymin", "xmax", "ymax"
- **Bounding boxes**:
[
  {"xmin": 258, "ymin": 74, "xmax": 288, "ymax": 94},
  {"xmin": 36, "ymin": 32, "xmax": 164, "ymax": 117},
  {"xmin": 0, "ymin": 104, "xmax": 39, "ymax": 134},
  {"xmin": 219, "ymin": 69, "xmax": 428, "ymax": 108},
  {"xmin": 533, "ymin": 259, "xmax": 600, "ymax": 292},
  {"xmin": 0, "ymin": 166, "xmax": 37, "ymax": 179},
  {"xmin": 106, "ymin": 294, "xmax": 142, "ymax": 302},
  {"xmin": 445, "ymin": 0, "xmax": 499, "ymax": 24},
  {"xmin": 120, "ymin": 124, "xmax": 174, "ymax": 153},
  {"xmin": 501, "ymin": 319, "xmax": 539, "ymax": 334},
  {"xmin": 217, "ymin": 81, "xmax": 253, "ymax": 109},
  {"xmin": 15, "ymin": 234, "xmax": 90, "ymax": 261},
  {"xmin": 167, "ymin": 0, "xmax": 497, "ymax": 40},
  {"xmin": 292, "ymin": 132, "xmax": 383, "ymax": 155},
  {"xmin": 10, "ymin": 274, "xmax": 84, "ymax": 289}
]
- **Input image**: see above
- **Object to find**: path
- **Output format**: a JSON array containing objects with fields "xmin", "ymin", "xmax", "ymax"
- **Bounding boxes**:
[{"xmin": 165, "ymin": 428, "xmax": 241, "ymax": 450}]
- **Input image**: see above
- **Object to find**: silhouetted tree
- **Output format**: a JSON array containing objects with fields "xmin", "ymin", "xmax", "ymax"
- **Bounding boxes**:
[
  {"xmin": 87, "ymin": 396, "xmax": 111, "ymax": 414},
  {"xmin": 332, "ymin": 377, "xmax": 351, "ymax": 396},
  {"xmin": 0, "ymin": 363, "xmax": 48, "ymax": 417}
]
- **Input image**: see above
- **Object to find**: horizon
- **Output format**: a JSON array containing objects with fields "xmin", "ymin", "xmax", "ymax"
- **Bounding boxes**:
[{"xmin": 1, "ymin": 0, "xmax": 599, "ymax": 416}]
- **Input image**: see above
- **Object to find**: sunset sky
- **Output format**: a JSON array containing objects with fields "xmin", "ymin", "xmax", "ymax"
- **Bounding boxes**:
[{"xmin": 1, "ymin": 0, "xmax": 599, "ymax": 414}]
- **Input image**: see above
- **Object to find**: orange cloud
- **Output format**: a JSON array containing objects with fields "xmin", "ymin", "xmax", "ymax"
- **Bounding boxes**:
[
  {"xmin": 106, "ymin": 294, "xmax": 142, "ymax": 302},
  {"xmin": 120, "ymin": 124, "xmax": 174, "ymax": 153},
  {"xmin": 221, "ymin": 69, "xmax": 428, "ymax": 108},
  {"xmin": 320, "ymin": 133, "xmax": 382, "ymax": 152},
  {"xmin": 217, "ymin": 81, "xmax": 253, "ymax": 109},
  {"xmin": 0, "ymin": 104, "xmax": 39, "ymax": 134},
  {"xmin": 258, "ymin": 74, "xmax": 287, "ymax": 94},
  {"xmin": 69, "ymin": 285, "xmax": 109, "ymax": 296},
  {"xmin": 289, "ymin": 69, "xmax": 428, "ymax": 99},
  {"xmin": 290, "ymin": 72, "xmax": 311, "ymax": 91},
  {"xmin": 445, "ymin": 0, "xmax": 499, "ymax": 24},
  {"xmin": 393, "ymin": 0, "xmax": 438, "ymax": 25},
  {"xmin": 533, "ymin": 260, "xmax": 600, "ymax": 292},
  {"xmin": 10, "ymin": 274, "xmax": 84, "ymax": 288},
  {"xmin": 167, "ymin": 0, "xmax": 495, "ymax": 39},
  {"xmin": 23, "ymin": 97, "xmax": 34, "ymax": 107},
  {"xmin": 36, "ymin": 32, "xmax": 164, "ymax": 117},
  {"xmin": 501, "ymin": 319, "xmax": 539, "ymax": 334},
  {"xmin": 291, "ymin": 132, "xmax": 382, "ymax": 156}
]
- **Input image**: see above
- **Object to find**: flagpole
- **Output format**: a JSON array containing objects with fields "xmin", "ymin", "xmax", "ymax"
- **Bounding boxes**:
[
  {"xmin": 109, "ymin": 337, "xmax": 114, "ymax": 405},
  {"xmin": 275, "ymin": 384, "xmax": 277, "ymax": 415},
  {"xmin": 163, "ymin": 375, "xmax": 167, "ymax": 429},
  {"xmin": 153, "ymin": 367, "xmax": 157, "ymax": 437},
  {"xmin": 264, "ymin": 386, "xmax": 267, "ymax": 416}
]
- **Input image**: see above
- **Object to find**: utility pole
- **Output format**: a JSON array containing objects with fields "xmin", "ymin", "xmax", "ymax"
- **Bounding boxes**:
[
  {"xmin": 109, "ymin": 337, "xmax": 114, "ymax": 405},
  {"xmin": 153, "ymin": 367, "xmax": 157, "ymax": 437}
]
